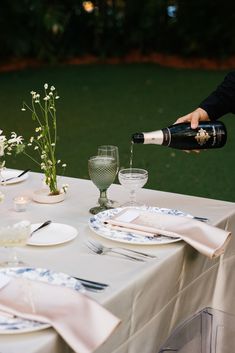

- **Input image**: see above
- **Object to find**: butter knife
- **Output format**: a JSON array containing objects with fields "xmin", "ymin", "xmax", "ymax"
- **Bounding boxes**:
[{"xmin": 1, "ymin": 169, "xmax": 30, "ymax": 182}]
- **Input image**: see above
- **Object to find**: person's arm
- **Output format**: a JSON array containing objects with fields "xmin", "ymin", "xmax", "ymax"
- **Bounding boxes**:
[
  {"xmin": 175, "ymin": 71, "xmax": 235, "ymax": 128},
  {"xmin": 199, "ymin": 71, "xmax": 235, "ymax": 120}
]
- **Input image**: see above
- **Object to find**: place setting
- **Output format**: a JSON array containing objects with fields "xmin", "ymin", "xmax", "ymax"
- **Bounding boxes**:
[
  {"xmin": 87, "ymin": 145, "xmax": 231, "ymax": 260},
  {"xmin": 0, "ymin": 217, "xmax": 114, "ymax": 353},
  {"xmin": 87, "ymin": 146, "xmax": 182, "ymax": 247}
]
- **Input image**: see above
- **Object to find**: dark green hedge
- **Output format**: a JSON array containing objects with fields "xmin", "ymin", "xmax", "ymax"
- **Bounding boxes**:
[{"xmin": 1, "ymin": 0, "xmax": 235, "ymax": 62}]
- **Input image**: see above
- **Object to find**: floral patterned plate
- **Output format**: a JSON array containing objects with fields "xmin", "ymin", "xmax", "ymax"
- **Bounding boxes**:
[
  {"xmin": 0, "ymin": 267, "xmax": 84, "ymax": 334},
  {"xmin": 89, "ymin": 206, "xmax": 191, "ymax": 245}
]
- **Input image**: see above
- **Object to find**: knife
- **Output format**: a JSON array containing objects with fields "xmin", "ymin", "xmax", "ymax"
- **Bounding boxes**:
[
  {"xmin": 1, "ymin": 169, "xmax": 30, "ymax": 182},
  {"xmin": 30, "ymin": 220, "xmax": 52, "ymax": 237},
  {"xmin": 73, "ymin": 277, "xmax": 109, "ymax": 289}
]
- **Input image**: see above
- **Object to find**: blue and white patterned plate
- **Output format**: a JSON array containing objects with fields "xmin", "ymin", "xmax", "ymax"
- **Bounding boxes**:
[
  {"xmin": 89, "ymin": 206, "xmax": 191, "ymax": 245},
  {"xmin": 0, "ymin": 267, "xmax": 84, "ymax": 334}
]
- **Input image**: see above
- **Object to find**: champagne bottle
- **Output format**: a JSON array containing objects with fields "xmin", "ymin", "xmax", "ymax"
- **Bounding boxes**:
[{"xmin": 132, "ymin": 121, "xmax": 227, "ymax": 150}]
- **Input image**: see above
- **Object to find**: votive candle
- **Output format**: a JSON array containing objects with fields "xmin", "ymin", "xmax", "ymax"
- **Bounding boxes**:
[{"xmin": 13, "ymin": 196, "xmax": 30, "ymax": 212}]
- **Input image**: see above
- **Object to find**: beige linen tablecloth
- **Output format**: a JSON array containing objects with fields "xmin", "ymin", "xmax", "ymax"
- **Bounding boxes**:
[{"xmin": 0, "ymin": 171, "xmax": 235, "ymax": 353}]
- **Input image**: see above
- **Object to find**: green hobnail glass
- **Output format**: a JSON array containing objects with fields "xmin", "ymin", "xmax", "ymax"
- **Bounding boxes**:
[{"xmin": 88, "ymin": 155, "xmax": 117, "ymax": 214}]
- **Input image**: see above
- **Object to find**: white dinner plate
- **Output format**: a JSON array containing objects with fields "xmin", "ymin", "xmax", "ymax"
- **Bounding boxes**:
[
  {"xmin": 89, "ymin": 206, "xmax": 191, "ymax": 245},
  {"xmin": 0, "ymin": 169, "xmax": 29, "ymax": 185},
  {"xmin": 27, "ymin": 223, "xmax": 78, "ymax": 246},
  {"xmin": 0, "ymin": 267, "xmax": 84, "ymax": 334}
]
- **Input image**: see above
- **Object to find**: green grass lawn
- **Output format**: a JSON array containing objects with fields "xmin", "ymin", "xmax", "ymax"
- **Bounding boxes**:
[{"xmin": 1, "ymin": 64, "xmax": 234, "ymax": 202}]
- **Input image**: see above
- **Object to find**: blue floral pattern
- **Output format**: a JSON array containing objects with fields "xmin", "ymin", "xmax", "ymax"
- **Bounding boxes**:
[
  {"xmin": 89, "ymin": 206, "xmax": 190, "ymax": 245},
  {"xmin": 0, "ymin": 267, "xmax": 84, "ymax": 333}
]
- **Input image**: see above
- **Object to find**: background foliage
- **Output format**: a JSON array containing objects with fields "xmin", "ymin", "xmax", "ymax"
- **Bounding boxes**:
[
  {"xmin": 1, "ymin": 0, "xmax": 235, "ymax": 62},
  {"xmin": 1, "ymin": 65, "xmax": 234, "ymax": 202}
]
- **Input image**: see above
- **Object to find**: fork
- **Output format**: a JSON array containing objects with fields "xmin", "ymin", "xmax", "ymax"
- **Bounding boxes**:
[{"xmin": 87, "ymin": 240, "xmax": 156, "ymax": 262}]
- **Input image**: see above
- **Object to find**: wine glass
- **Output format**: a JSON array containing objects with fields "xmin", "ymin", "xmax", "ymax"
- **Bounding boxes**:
[
  {"xmin": 98, "ymin": 145, "xmax": 119, "ymax": 206},
  {"xmin": 118, "ymin": 168, "xmax": 148, "ymax": 207},
  {"xmin": 0, "ymin": 219, "xmax": 30, "ymax": 267},
  {"xmin": 88, "ymin": 155, "xmax": 117, "ymax": 214}
]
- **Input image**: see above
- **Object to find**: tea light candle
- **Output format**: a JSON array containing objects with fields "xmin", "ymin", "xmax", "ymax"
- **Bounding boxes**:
[{"xmin": 13, "ymin": 196, "xmax": 30, "ymax": 212}]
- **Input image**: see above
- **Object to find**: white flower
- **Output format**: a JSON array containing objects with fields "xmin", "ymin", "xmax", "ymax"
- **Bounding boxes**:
[
  {"xmin": 35, "ymin": 127, "xmax": 41, "ymax": 132},
  {"xmin": 62, "ymin": 163, "xmax": 67, "ymax": 167},
  {"xmin": 51, "ymin": 143, "xmax": 55, "ymax": 146},
  {"xmin": 34, "ymin": 146, "xmax": 39, "ymax": 150},
  {"xmin": 21, "ymin": 107, "xmax": 26, "ymax": 111},
  {"xmin": 8, "ymin": 132, "xmax": 23, "ymax": 145},
  {"xmin": 50, "ymin": 86, "xmax": 55, "ymax": 91},
  {"xmin": 57, "ymin": 160, "xmax": 61, "ymax": 164},
  {"xmin": 30, "ymin": 136, "xmax": 34, "ymax": 143},
  {"xmin": 55, "ymin": 96, "xmax": 60, "ymax": 99},
  {"xmin": 43, "ymin": 96, "xmax": 50, "ymax": 101},
  {"xmin": 0, "ymin": 141, "xmax": 4, "ymax": 157},
  {"xmin": 44, "ymin": 83, "xmax": 48, "ymax": 89}
]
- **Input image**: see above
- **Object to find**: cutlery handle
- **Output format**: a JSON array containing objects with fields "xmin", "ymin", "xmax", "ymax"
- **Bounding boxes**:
[
  {"xmin": 118, "ymin": 247, "xmax": 157, "ymax": 259},
  {"xmin": 74, "ymin": 277, "xmax": 108, "ymax": 287},
  {"xmin": 30, "ymin": 220, "xmax": 52, "ymax": 237},
  {"xmin": 110, "ymin": 249, "xmax": 145, "ymax": 262}
]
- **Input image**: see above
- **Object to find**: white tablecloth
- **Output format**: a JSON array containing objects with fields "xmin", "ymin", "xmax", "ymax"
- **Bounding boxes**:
[{"xmin": 0, "ymin": 171, "xmax": 235, "ymax": 353}]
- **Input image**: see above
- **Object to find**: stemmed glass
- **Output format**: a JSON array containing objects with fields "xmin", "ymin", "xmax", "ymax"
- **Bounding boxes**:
[
  {"xmin": 118, "ymin": 168, "xmax": 148, "ymax": 207},
  {"xmin": 88, "ymin": 155, "xmax": 117, "ymax": 214},
  {"xmin": 0, "ymin": 219, "xmax": 30, "ymax": 266},
  {"xmin": 98, "ymin": 145, "xmax": 119, "ymax": 206}
]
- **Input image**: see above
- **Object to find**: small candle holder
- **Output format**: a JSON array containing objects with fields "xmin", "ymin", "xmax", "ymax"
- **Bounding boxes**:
[{"xmin": 13, "ymin": 196, "xmax": 30, "ymax": 212}]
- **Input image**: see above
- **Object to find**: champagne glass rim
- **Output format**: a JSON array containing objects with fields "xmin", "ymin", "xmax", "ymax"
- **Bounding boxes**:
[
  {"xmin": 89, "ymin": 155, "xmax": 116, "ymax": 161},
  {"xmin": 119, "ymin": 168, "xmax": 148, "ymax": 174},
  {"xmin": 98, "ymin": 145, "xmax": 118, "ymax": 150}
]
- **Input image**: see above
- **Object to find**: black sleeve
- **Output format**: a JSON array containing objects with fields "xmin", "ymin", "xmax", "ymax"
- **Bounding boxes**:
[{"xmin": 199, "ymin": 71, "xmax": 235, "ymax": 120}]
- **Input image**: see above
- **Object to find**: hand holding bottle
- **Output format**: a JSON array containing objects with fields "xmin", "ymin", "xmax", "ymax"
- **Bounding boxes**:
[{"xmin": 174, "ymin": 108, "xmax": 210, "ymax": 129}]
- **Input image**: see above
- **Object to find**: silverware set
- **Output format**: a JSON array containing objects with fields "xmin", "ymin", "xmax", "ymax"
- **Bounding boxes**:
[
  {"xmin": 73, "ymin": 276, "xmax": 108, "ymax": 292},
  {"xmin": 86, "ymin": 239, "xmax": 157, "ymax": 262}
]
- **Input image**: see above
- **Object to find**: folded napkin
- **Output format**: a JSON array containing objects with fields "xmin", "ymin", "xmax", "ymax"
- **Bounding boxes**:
[
  {"xmin": 0, "ymin": 275, "xmax": 120, "ymax": 353},
  {"xmin": 104, "ymin": 209, "xmax": 231, "ymax": 258}
]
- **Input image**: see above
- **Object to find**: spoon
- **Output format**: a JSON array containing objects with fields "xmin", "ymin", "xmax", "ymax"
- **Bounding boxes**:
[{"xmin": 30, "ymin": 220, "xmax": 52, "ymax": 237}]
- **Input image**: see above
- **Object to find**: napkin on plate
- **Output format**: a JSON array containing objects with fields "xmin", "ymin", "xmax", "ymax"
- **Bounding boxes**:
[
  {"xmin": 104, "ymin": 209, "xmax": 231, "ymax": 258},
  {"xmin": 0, "ymin": 275, "xmax": 120, "ymax": 353}
]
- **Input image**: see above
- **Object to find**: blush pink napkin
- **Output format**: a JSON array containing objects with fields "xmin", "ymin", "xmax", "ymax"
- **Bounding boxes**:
[
  {"xmin": 105, "ymin": 209, "xmax": 231, "ymax": 258},
  {"xmin": 0, "ymin": 276, "xmax": 120, "ymax": 353}
]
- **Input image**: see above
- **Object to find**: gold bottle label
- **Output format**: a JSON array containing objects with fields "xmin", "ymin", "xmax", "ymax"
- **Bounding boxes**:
[{"xmin": 195, "ymin": 128, "xmax": 211, "ymax": 146}]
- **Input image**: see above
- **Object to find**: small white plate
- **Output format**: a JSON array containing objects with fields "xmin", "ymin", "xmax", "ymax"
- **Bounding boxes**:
[
  {"xmin": 0, "ymin": 169, "xmax": 29, "ymax": 185},
  {"xmin": 89, "ymin": 206, "xmax": 191, "ymax": 245},
  {"xmin": 0, "ymin": 267, "xmax": 84, "ymax": 334},
  {"xmin": 27, "ymin": 223, "xmax": 78, "ymax": 246}
]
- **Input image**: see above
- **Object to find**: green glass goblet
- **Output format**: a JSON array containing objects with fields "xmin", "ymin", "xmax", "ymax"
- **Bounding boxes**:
[{"xmin": 88, "ymin": 156, "xmax": 117, "ymax": 215}]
